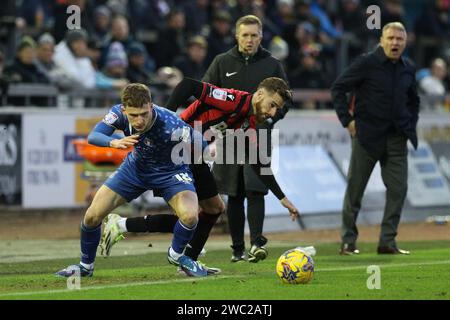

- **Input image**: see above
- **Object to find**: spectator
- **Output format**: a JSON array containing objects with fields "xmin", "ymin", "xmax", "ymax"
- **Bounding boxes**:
[
  {"xmin": 229, "ymin": 0, "xmax": 254, "ymax": 23},
  {"xmin": 205, "ymin": 10, "xmax": 234, "ymax": 66},
  {"xmin": 19, "ymin": 0, "xmax": 54, "ymax": 32},
  {"xmin": 0, "ymin": 48, "xmax": 7, "ymax": 103},
  {"xmin": 52, "ymin": 0, "xmax": 95, "ymax": 43},
  {"xmin": 414, "ymin": 0, "xmax": 450, "ymax": 65},
  {"xmin": 126, "ymin": 42, "xmax": 153, "ymax": 85},
  {"xmin": 53, "ymin": 29, "xmax": 96, "ymax": 89},
  {"xmin": 338, "ymin": 0, "xmax": 369, "ymax": 62},
  {"xmin": 419, "ymin": 58, "xmax": 447, "ymax": 111},
  {"xmin": 34, "ymin": 32, "xmax": 74, "ymax": 89},
  {"xmin": 289, "ymin": 48, "xmax": 327, "ymax": 88},
  {"xmin": 381, "ymin": 0, "xmax": 407, "ymax": 28},
  {"xmin": 250, "ymin": 0, "xmax": 281, "ymax": 48},
  {"xmin": 3, "ymin": 36, "xmax": 50, "ymax": 106},
  {"xmin": 270, "ymin": 0, "xmax": 297, "ymax": 33},
  {"xmin": 96, "ymin": 41, "xmax": 129, "ymax": 90},
  {"xmin": 310, "ymin": 0, "xmax": 341, "ymax": 39},
  {"xmin": 152, "ymin": 66, "xmax": 183, "ymax": 105},
  {"xmin": 286, "ymin": 21, "xmax": 322, "ymax": 70},
  {"xmin": 100, "ymin": 15, "xmax": 154, "ymax": 71},
  {"xmin": 415, "ymin": 0, "xmax": 450, "ymax": 37},
  {"xmin": 268, "ymin": 35, "xmax": 289, "ymax": 69},
  {"xmin": 155, "ymin": 9, "xmax": 187, "ymax": 68},
  {"xmin": 293, "ymin": 0, "xmax": 321, "ymax": 29},
  {"xmin": 91, "ymin": 5, "xmax": 111, "ymax": 48},
  {"xmin": 3, "ymin": 36, "xmax": 49, "ymax": 84},
  {"xmin": 128, "ymin": 0, "xmax": 170, "ymax": 33},
  {"xmin": 173, "ymin": 35, "xmax": 208, "ymax": 80},
  {"xmin": 182, "ymin": 0, "xmax": 210, "ymax": 35}
]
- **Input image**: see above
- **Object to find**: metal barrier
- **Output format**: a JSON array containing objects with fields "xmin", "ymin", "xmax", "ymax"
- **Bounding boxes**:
[{"xmin": 1, "ymin": 83, "xmax": 449, "ymax": 113}]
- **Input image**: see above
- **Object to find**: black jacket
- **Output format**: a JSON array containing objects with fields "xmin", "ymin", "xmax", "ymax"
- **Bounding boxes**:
[
  {"xmin": 203, "ymin": 45, "xmax": 290, "ymax": 195},
  {"xmin": 331, "ymin": 46, "xmax": 420, "ymax": 158}
]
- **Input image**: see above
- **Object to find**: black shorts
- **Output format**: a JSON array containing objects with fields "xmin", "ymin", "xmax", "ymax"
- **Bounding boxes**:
[
  {"xmin": 153, "ymin": 162, "xmax": 218, "ymax": 201},
  {"xmin": 190, "ymin": 162, "xmax": 219, "ymax": 201}
]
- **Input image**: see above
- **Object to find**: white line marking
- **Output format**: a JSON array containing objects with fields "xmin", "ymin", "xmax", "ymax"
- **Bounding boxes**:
[
  {"xmin": 317, "ymin": 259, "xmax": 450, "ymax": 272},
  {"xmin": 0, "ymin": 275, "xmax": 240, "ymax": 297},
  {"xmin": 2, "ymin": 260, "xmax": 450, "ymax": 298}
]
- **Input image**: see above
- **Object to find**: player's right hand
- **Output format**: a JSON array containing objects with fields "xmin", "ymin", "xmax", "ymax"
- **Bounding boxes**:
[
  {"xmin": 110, "ymin": 134, "xmax": 139, "ymax": 149},
  {"xmin": 280, "ymin": 197, "xmax": 300, "ymax": 221},
  {"xmin": 347, "ymin": 120, "xmax": 356, "ymax": 137}
]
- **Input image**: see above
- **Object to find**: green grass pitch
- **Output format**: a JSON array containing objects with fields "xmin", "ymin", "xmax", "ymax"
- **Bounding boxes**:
[{"xmin": 1, "ymin": 240, "xmax": 449, "ymax": 300}]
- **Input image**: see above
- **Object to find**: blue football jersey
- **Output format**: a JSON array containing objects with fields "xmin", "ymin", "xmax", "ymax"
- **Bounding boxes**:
[{"xmin": 102, "ymin": 104, "xmax": 204, "ymax": 172}]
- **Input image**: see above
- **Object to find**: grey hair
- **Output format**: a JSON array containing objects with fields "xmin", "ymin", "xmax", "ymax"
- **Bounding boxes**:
[{"xmin": 382, "ymin": 22, "xmax": 406, "ymax": 35}]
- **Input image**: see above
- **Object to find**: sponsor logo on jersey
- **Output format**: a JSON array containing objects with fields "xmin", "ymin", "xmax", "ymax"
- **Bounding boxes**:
[
  {"xmin": 103, "ymin": 112, "xmax": 119, "ymax": 125},
  {"xmin": 211, "ymin": 89, "xmax": 228, "ymax": 101},
  {"xmin": 226, "ymin": 72, "xmax": 237, "ymax": 77}
]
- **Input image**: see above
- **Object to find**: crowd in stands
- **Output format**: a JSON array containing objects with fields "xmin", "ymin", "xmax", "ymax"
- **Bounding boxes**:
[{"xmin": 0, "ymin": 0, "xmax": 449, "ymax": 110}]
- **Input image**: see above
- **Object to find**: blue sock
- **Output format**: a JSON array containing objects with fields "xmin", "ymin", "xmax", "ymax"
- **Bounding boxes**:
[
  {"xmin": 80, "ymin": 222, "xmax": 101, "ymax": 266},
  {"xmin": 171, "ymin": 220, "xmax": 197, "ymax": 254}
]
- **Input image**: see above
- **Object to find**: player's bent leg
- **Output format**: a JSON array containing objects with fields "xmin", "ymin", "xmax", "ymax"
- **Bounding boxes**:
[
  {"xmin": 56, "ymin": 185, "xmax": 126, "ymax": 277},
  {"xmin": 183, "ymin": 195, "xmax": 225, "ymax": 275},
  {"xmin": 100, "ymin": 213, "xmax": 127, "ymax": 257},
  {"xmin": 167, "ymin": 191, "xmax": 207, "ymax": 277},
  {"xmin": 84, "ymin": 185, "xmax": 127, "ymax": 227},
  {"xmin": 168, "ymin": 190, "xmax": 199, "ymax": 227}
]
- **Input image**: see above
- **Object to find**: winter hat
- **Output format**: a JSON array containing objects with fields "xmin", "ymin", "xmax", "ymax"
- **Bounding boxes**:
[
  {"xmin": 105, "ymin": 41, "xmax": 128, "ymax": 68},
  {"xmin": 127, "ymin": 41, "xmax": 146, "ymax": 57},
  {"xmin": 17, "ymin": 36, "xmax": 36, "ymax": 52},
  {"xmin": 65, "ymin": 29, "xmax": 88, "ymax": 46}
]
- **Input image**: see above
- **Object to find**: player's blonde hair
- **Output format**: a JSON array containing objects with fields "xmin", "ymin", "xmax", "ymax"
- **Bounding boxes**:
[
  {"xmin": 121, "ymin": 83, "xmax": 152, "ymax": 108},
  {"xmin": 235, "ymin": 15, "xmax": 262, "ymax": 35}
]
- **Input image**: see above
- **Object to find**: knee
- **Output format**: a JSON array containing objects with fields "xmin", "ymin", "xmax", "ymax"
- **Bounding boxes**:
[
  {"xmin": 177, "ymin": 206, "xmax": 199, "ymax": 228},
  {"xmin": 202, "ymin": 197, "xmax": 226, "ymax": 215},
  {"xmin": 179, "ymin": 213, "xmax": 198, "ymax": 228}
]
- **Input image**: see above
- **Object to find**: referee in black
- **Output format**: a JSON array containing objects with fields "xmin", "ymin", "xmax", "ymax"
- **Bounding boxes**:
[
  {"xmin": 202, "ymin": 15, "xmax": 292, "ymax": 263},
  {"xmin": 331, "ymin": 22, "xmax": 420, "ymax": 255}
]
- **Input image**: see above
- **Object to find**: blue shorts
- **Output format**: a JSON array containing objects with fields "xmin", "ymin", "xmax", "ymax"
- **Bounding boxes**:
[{"xmin": 104, "ymin": 157, "xmax": 196, "ymax": 203}]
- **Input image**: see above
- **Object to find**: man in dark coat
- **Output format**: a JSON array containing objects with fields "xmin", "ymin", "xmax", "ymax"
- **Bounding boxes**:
[
  {"xmin": 331, "ymin": 22, "xmax": 419, "ymax": 256},
  {"xmin": 202, "ymin": 15, "xmax": 292, "ymax": 262}
]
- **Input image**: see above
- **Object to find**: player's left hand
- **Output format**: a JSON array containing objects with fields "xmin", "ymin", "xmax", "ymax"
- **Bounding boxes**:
[{"xmin": 280, "ymin": 197, "xmax": 299, "ymax": 221}]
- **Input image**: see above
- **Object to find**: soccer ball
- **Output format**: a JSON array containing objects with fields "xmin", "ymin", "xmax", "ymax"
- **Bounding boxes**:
[{"xmin": 276, "ymin": 248, "xmax": 314, "ymax": 284}]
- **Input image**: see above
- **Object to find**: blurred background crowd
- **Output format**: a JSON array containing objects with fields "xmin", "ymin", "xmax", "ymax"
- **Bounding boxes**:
[{"xmin": 0, "ymin": 0, "xmax": 450, "ymax": 110}]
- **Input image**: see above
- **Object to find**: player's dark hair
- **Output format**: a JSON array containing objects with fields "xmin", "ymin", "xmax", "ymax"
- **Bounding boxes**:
[
  {"xmin": 257, "ymin": 77, "xmax": 292, "ymax": 101},
  {"xmin": 121, "ymin": 83, "xmax": 152, "ymax": 108}
]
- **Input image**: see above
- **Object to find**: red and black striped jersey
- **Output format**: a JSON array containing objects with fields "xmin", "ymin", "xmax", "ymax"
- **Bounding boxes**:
[{"xmin": 180, "ymin": 82, "xmax": 255, "ymax": 136}]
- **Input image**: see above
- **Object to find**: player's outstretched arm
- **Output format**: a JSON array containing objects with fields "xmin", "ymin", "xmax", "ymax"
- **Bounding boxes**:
[
  {"xmin": 166, "ymin": 77, "xmax": 204, "ymax": 112},
  {"xmin": 249, "ymin": 162, "xmax": 299, "ymax": 221}
]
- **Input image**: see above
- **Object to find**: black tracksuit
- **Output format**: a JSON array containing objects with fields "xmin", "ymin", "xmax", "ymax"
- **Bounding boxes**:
[{"xmin": 202, "ymin": 45, "xmax": 290, "ymax": 252}]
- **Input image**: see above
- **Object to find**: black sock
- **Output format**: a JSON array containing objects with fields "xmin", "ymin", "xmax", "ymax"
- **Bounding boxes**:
[
  {"xmin": 185, "ymin": 210, "xmax": 222, "ymax": 260},
  {"xmin": 126, "ymin": 214, "xmax": 178, "ymax": 233},
  {"xmin": 247, "ymin": 193, "xmax": 265, "ymax": 245},
  {"xmin": 227, "ymin": 195, "xmax": 246, "ymax": 253}
]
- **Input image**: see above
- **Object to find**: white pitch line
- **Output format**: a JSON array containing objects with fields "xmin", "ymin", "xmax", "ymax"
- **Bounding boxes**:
[
  {"xmin": 1, "ymin": 260, "xmax": 450, "ymax": 298},
  {"xmin": 316, "ymin": 259, "xmax": 450, "ymax": 272},
  {"xmin": 0, "ymin": 275, "xmax": 241, "ymax": 298}
]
